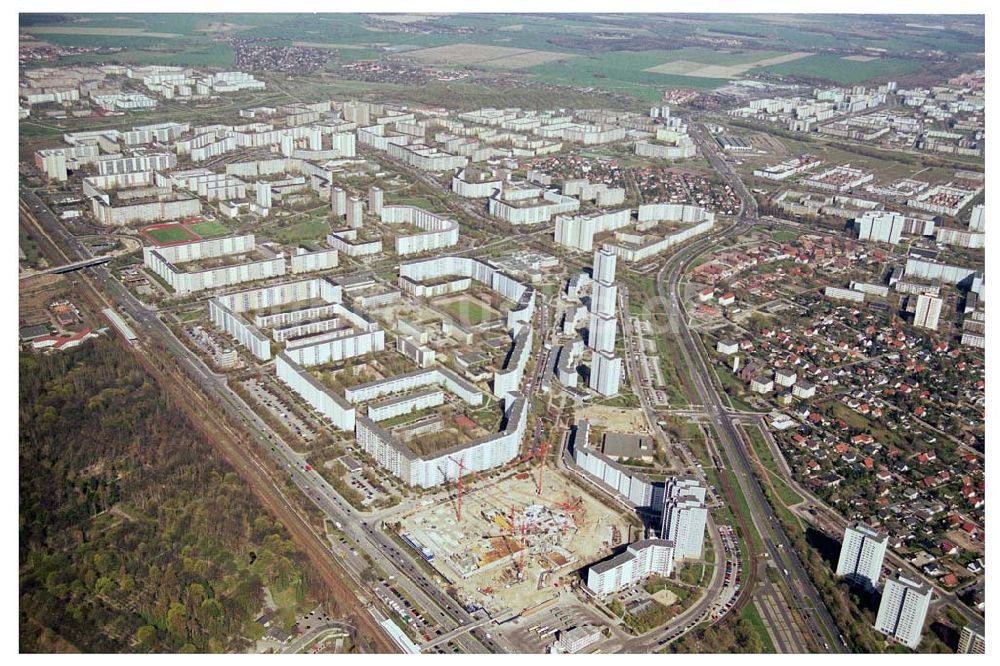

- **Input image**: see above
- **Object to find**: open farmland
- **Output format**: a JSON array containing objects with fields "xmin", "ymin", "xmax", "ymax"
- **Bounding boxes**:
[
  {"xmin": 401, "ymin": 43, "xmax": 575, "ymax": 69},
  {"xmin": 758, "ymin": 52, "xmax": 923, "ymax": 83},
  {"xmin": 528, "ymin": 50, "xmax": 730, "ymax": 97},
  {"xmin": 23, "ymin": 26, "xmax": 183, "ymax": 38},
  {"xmin": 646, "ymin": 51, "xmax": 812, "ymax": 78}
]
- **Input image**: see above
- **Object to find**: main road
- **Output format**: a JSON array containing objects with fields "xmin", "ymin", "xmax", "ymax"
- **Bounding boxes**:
[
  {"xmin": 19, "ymin": 184, "xmax": 499, "ymax": 655},
  {"xmin": 649, "ymin": 125, "xmax": 846, "ymax": 652}
]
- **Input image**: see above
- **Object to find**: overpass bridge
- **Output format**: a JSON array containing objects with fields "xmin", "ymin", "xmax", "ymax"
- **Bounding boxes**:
[{"xmin": 20, "ymin": 255, "xmax": 112, "ymax": 279}]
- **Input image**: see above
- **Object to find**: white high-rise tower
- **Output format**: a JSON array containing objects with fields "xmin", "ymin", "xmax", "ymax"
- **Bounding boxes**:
[
  {"xmin": 875, "ymin": 575, "xmax": 931, "ymax": 649},
  {"xmin": 836, "ymin": 523, "xmax": 888, "ymax": 590}
]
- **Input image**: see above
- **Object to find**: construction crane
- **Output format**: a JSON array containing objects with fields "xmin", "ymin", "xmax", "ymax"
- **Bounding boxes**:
[
  {"xmin": 439, "ymin": 456, "xmax": 466, "ymax": 521},
  {"xmin": 536, "ymin": 438, "xmax": 548, "ymax": 496},
  {"xmin": 450, "ymin": 456, "xmax": 466, "ymax": 521}
]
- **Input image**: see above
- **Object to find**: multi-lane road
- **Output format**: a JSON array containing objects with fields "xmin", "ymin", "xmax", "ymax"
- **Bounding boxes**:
[
  {"xmin": 20, "ymin": 110, "xmax": 903, "ymax": 654},
  {"xmin": 650, "ymin": 127, "xmax": 846, "ymax": 652},
  {"xmin": 19, "ymin": 184, "xmax": 499, "ymax": 655}
]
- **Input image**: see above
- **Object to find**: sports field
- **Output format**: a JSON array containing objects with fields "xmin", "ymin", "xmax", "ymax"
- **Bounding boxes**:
[
  {"xmin": 188, "ymin": 221, "xmax": 229, "ymax": 237},
  {"xmin": 143, "ymin": 223, "xmax": 198, "ymax": 245},
  {"xmin": 440, "ymin": 296, "xmax": 497, "ymax": 326}
]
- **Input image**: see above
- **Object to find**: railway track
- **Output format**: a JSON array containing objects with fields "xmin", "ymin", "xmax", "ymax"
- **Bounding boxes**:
[{"xmin": 20, "ymin": 198, "xmax": 399, "ymax": 654}]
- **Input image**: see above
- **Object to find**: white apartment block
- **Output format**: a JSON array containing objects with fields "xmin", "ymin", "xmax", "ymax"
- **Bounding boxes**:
[
  {"xmin": 493, "ymin": 325, "xmax": 533, "ymax": 399},
  {"xmin": 957, "ymin": 624, "xmax": 985, "ymax": 654},
  {"xmin": 855, "ymin": 211, "xmax": 906, "ymax": 245},
  {"xmin": 35, "ymin": 144, "xmax": 100, "ymax": 181},
  {"xmin": 836, "ymin": 523, "xmax": 888, "ymax": 590},
  {"xmin": 589, "ymin": 314, "xmax": 617, "ymax": 354},
  {"xmin": 208, "ymin": 277, "xmax": 344, "ymax": 361},
  {"xmin": 97, "ymin": 152, "xmax": 176, "ymax": 176},
  {"xmin": 398, "ymin": 255, "xmax": 535, "ymax": 331},
  {"xmin": 875, "ymin": 575, "xmax": 932, "ymax": 650},
  {"xmin": 934, "ymin": 226, "xmax": 984, "ymax": 249},
  {"xmin": 592, "ymin": 247, "xmax": 618, "ymax": 284},
  {"xmin": 143, "ymin": 234, "xmax": 285, "ymax": 295},
  {"xmin": 661, "ymin": 487, "xmax": 707, "ymax": 561},
  {"xmin": 586, "ymin": 539, "xmax": 675, "ymax": 596},
  {"xmin": 968, "ymin": 204, "xmax": 984, "ymax": 232},
  {"xmin": 554, "ymin": 209, "xmax": 632, "ymax": 252},
  {"xmin": 327, "ymin": 230, "xmax": 383, "ymax": 258},
  {"xmin": 367, "ymin": 388, "xmax": 445, "ymax": 422},
  {"xmin": 589, "ymin": 351, "xmax": 622, "ymax": 397},
  {"xmin": 355, "ymin": 389, "xmax": 526, "ymax": 489},
  {"xmin": 571, "ymin": 420, "xmax": 660, "ymax": 508},
  {"xmin": 274, "ymin": 352, "xmax": 356, "ymax": 431},
  {"xmin": 452, "ymin": 167, "xmax": 504, "ymax": 198},
  {"xmin": 824, "ymin": 286, "xmax": 866, "ymax": 303},
  {"xmin": 380, "ymin": 205, "xmax": 460, "ymax": 256},
  {"xmin": 290, "ymin": 248, "xmax": 339, "ymax": 274},
  {"xmin": 601, "ymin": 204, "xmax": 715, "ymax": 263},
  {"xmin": 92, "ymin": 193, "xmax": 202, "ymax": 226},
  {"xmin": 913, "ymin": 294, "xmax": 943, "ymax": 331},
  {"xmin": 489, "ymin": 186, "xmax": 580, "ymax": 225}
]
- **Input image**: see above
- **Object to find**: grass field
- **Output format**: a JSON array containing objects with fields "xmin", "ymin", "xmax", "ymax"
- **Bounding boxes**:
[
  {"xmin": 188, "ymin": 221, "xmax": 230, "ymax": 237},
  {"xmin": 145, "ymin": 225, "xmax": 197, "ymax": 244},
  {"xmin": 770, "ymin": 230, "xmax": 799, "ymax": 242},
  {"xmin": 758, "ymin": 53, "xmax": 923, "ymax": 84},
  {"xmin": 741, "ymin": 603, "xmax": 777, "ymax": 653},
  {"xmin": 269, "ymin": 217, "xmax": 330, "ymax": 244},
  {"xmin": 744, "ymin": 424, "xmax": 804, "ymax": 508},
  {"xmin": 441, "ymin": 297, "xmax": 495, "ymax": 326}
]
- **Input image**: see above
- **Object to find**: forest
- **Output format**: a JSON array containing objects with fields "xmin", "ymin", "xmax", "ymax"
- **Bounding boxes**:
[{"xmin": 19, "ymin": 340, "xmax": 323, "ymax": 653}]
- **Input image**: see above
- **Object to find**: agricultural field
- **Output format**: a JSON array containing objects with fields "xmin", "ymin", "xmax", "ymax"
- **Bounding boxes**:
[
  {"xmin": 643, "ymin": 49, "xmax": 812, "ymax": 79},
  {"xmin": 758, "ymin": 53, "xmax": 923, "ymax": 84},
  {"xmin": 528, "ymin": 50, "xmax": 731, "ymax": 98},
  {"xmin": 24, "ymin": 26, "xmax": 184, "ymax": 38},
  {"xmin": 401, "ymin": 43, "xmax": 575, "ymax": 69}
]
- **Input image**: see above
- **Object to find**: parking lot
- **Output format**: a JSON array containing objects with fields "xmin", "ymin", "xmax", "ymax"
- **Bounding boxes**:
[
  {"xmin": 242, "ymin": 377, "xmax": 319, "ymax": 444},
  {"xmin": 712, "ymin": 525, "xmax": 742, "ymax": 619},
  {"xmin": 500, "ymin": 602, "xmax": 607, "ymax": 654}
]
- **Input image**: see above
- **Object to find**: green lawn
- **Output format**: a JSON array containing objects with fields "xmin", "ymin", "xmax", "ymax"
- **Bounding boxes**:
[
  {"xmin": 741, "ymin": 603, "xmax": 777, "ymax": 653},
  {"xmin": 385, "ymin": 195, "xmax": 440, "ymax": 211},
  {"xmin": 744, "ymin": 424, "xmax": 805, "ymax": 508},
  {"xmin": 146, "ymin": 225, "xmax": 197, "ymax": 244},
  {"xmin": 442, "ymin": 298, "xmax": 495, "ymax": 326},
  {"xmin": 189, "ymin": 221, "xmax": 230, "ymax": 238},
  {"xmin": 270, "ymin": 217, "xmax": 331, "ymax": 244}
]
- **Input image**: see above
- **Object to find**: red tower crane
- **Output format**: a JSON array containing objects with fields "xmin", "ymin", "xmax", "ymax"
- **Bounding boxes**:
[{"xmin": 536, "ymin": 438, "xmax": 548, "ymax": 496}]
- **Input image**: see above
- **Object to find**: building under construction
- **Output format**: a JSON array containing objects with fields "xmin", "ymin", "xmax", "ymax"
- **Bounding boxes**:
[{"xmin": 398, "ymin": 468, "xmax": 633, "ymax": 615}]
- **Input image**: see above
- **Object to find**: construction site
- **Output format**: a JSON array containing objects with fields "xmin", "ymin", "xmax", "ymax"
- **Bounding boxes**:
[{"xmin": 397, "ymin": 462, "xmax": 636, "ymax": 617}]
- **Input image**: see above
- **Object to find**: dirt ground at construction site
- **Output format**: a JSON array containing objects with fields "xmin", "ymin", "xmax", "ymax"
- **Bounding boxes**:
[
  {"xmin": 575, "ymin": 405, "xmax": 651, "ymax": 434},
  {"xmin": 397, "ymin": 469, "xmax": 634, "ymax": 616}
]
